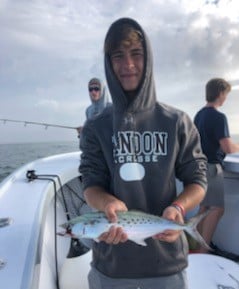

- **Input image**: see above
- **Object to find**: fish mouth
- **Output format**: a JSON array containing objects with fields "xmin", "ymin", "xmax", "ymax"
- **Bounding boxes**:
[{"xmin": 57, "ymin": 230, "xmax": 76, "ymax": 238}]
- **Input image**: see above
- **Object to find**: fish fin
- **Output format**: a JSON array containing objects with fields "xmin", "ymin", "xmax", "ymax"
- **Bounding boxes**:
[
  {"xmin": 185, "ymin": 209, "xmax": 213, "ymax": 251},
  {"xmin": 130, "ymin": 238, "xmax": 147, "ymax": 246}
]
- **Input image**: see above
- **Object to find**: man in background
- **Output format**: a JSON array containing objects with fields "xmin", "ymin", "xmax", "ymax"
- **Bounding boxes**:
[{"xmin": 76, "ymin": 77, "xmax": 111, "ymax": 137}]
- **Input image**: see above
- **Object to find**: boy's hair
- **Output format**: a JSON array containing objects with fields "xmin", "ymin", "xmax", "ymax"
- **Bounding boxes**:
[
  {"xmin": 104, "ymin": 23, "xmax": 143, "ymax": 55},
  {"xmin": 206, "ymin": 78, "xmax": 231, "ymax": 102}
]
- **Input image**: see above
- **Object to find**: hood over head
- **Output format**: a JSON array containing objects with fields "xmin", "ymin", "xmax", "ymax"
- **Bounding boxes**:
[
  {"xmin": 104, "ymin": 18, "xmax": 156, "ymax": 115},
  {"xmin": 86, "ymin": 77, "xmax": 110, "ymax": 120}
]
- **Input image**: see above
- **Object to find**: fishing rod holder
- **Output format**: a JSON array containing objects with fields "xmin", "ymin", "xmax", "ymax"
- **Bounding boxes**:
[
  {"xmin": 26, "ymin": 170, "xmax": 38, "ymax": 182},
  {"xmin": 0, "ymin": 259, "xmax": 6, "ymax": 270}
]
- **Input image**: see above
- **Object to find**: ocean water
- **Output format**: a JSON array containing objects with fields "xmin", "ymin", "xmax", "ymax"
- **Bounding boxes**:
[
  {"xmin": 1, "ymin": 135, "xmax": 239, "ymax": 183},
  {"xmin": 0, "ymin": 141, "xmax": 79, "ymax": 182}
]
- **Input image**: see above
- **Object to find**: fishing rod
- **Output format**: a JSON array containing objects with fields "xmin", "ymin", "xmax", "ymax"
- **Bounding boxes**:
[{"xmin": 0, "ymin": 118, "xmax": 78, "ymax": 130}]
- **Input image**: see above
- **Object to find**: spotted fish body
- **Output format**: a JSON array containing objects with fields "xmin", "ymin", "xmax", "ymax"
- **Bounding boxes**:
[{"xmin": 60, "ymin": 210, "xmax": 211, "ymax": 250}]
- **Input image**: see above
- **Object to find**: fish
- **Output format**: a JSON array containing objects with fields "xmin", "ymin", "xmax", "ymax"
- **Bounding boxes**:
[{"xmin": 58, "ymin": 210, "xmax": 211, "ymax": 250}]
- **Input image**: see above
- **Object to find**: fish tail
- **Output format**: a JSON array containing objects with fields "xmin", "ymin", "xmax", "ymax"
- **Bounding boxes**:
[{"xmin": 184, "ymin": 210, "xmax": 213, "ymax": 251}]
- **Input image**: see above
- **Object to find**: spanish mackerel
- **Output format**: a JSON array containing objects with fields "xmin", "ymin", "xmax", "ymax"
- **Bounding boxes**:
[{"xmin": 59, "ymin": 210, "xmax": 211, "ymax": 250}]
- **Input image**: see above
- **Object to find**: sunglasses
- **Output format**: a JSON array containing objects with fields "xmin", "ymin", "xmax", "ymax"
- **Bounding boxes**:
[{"xmin": 89, "ymin": 86, "xmax": 100, "ymax": 92}]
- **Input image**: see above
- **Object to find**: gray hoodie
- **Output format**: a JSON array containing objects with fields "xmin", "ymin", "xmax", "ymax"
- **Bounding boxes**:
[{"xmin": 79, "ymin": 18, "xmax": 207, "ymax": 278}]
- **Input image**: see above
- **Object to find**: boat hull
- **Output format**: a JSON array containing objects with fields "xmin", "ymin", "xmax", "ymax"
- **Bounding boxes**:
[
  {"xmin": 1, "ymin": 151, "xmax": 239, "ymax": 289},
  {"xmin": 213, "ymin": 154, "xmax": 239, "ymax": 255}
]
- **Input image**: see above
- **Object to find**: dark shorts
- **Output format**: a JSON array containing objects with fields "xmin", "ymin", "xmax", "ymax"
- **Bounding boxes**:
[
  {"xmin": 201, "ymin": 163, "xmax": 224, "ymax": 208},
  {"xmin": 88, "ymin": 266, "xmax": 188, "ymax": 289}
]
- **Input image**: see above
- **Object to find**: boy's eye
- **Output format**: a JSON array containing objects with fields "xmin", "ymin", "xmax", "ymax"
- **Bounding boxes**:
[
  {"xmin": 111, "ymin": 52, "xmax": 123, "ymax": 60},
  {"xmin": 131, "ymin": 49, "xmax": 144, "ymax": 57}
]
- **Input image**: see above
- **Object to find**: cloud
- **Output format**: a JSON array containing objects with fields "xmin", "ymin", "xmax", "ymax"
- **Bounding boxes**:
[
  {"xmin": 0, "ymin": 0, "xmax": 239, "ymax": 143},
  {"xmin": 35, "ymin": 99, "xmax": 59, "ymax": 110}
]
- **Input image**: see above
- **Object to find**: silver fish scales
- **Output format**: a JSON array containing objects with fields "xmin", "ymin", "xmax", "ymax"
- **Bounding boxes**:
[{"xmin": 59, "ymin": 210, "xmax": 211, "ymax": 250}]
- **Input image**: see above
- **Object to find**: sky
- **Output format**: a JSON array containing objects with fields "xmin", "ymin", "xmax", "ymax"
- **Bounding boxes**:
[{"xmin": 0, "ymin": 0, "xmax": 239, "ymax": 144}]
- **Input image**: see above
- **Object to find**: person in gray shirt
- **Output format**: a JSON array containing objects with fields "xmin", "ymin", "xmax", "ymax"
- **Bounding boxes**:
[{"xmin": 77, "ymin": 77, "xmax": 111, "ymax": 137}]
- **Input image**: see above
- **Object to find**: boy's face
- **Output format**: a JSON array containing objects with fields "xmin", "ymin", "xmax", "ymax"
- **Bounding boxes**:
[
  {"xmin": 218, "ymin": 90, "xmax": 228, "ymax": 105},
  {"xmin": 110, "ymin": 41, "xmax": 144, "ymax": 94}
]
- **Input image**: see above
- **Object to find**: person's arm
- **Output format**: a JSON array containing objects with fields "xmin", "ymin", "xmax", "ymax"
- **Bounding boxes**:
[
  {"xmin": 84, "ymin": 186, "xmax": 128, "ymax": 244},
  {"xmin": 220, "ymin": 137, "xmax": 239, "ymax": 154},
  {"xmin": 154, "ymin": 113, "xmax": 207, "ymax": 243},
  {"xmin": 172, "ymin": 183, "xmax": 205, "ymax": 213},
  {"xmin": 154, "ymin": 183, "xmax": 205, "ymax": 243}
]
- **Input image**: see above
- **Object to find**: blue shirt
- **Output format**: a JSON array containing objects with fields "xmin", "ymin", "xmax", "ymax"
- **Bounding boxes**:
[{"xmin": 194, "ymin": 107, "xmax": 230, "ymax": 164}]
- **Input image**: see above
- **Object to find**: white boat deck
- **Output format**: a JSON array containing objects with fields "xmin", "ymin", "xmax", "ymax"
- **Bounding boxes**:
[{"xmin": 0, "ymin": 152, "xmax": 80, "ymax": 289}]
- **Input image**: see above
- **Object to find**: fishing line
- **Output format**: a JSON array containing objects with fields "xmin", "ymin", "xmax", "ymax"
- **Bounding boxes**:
[{"xmin": 64, "ymin": 183, "xmax": 87, "ymax": 210}]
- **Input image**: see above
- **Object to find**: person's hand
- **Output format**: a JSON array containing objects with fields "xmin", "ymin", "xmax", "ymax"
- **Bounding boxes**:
[
  {"xmin": 153, "ymin": 206, "xmax": 184, "ymax": 243},
  {"xmin": 99, "ymin": 225, "xmax": 128, "ymax": 244},
  {"xmin": 98, "ymin": 199, "xmax": 128, "ymax": 244},
  {"xmin": 76, "ymin": 126, "xmax": 83, "ymax": 135}
]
